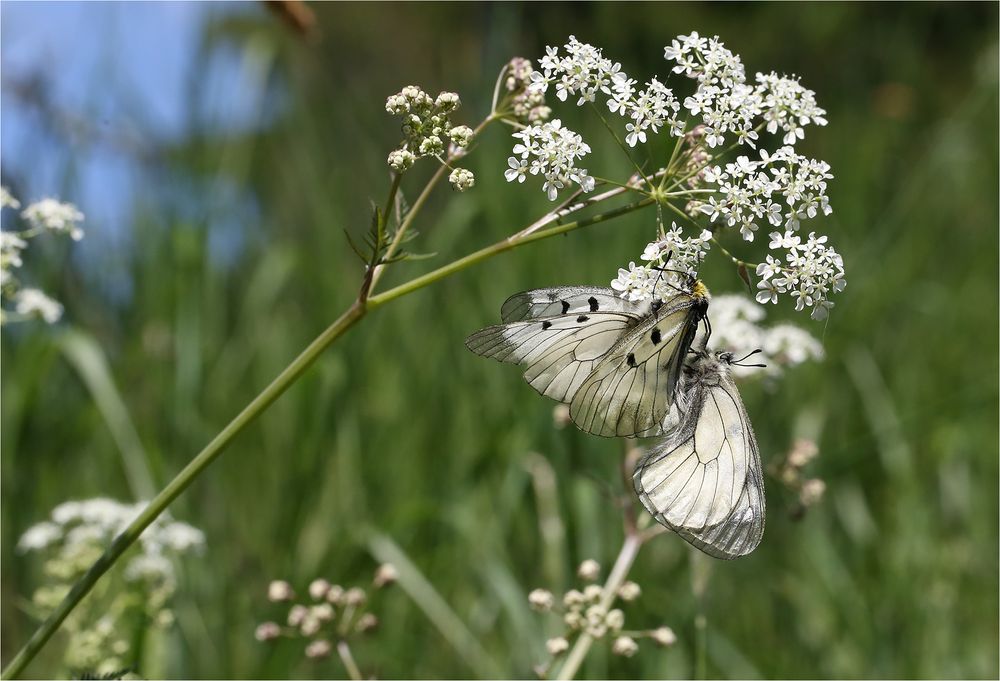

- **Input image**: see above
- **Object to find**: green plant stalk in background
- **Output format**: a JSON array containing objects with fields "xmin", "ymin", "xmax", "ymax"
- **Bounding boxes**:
[{"xmin": 0, "ymin": 172, "xmax": 656, "ymax": 678}]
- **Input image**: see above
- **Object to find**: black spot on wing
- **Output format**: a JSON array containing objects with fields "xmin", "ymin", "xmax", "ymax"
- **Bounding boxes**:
[
  {"xmin": 627, "ymin": 353, "xmax": 637, "ymax": 368},
  {"xmin": 577, "ymin": 315, "xmax": 589, "ymax": 323},
  {"xmin": 561, "ymin": 300, "xmax": 570, "ymax": 314},
  {"xmin": 588, "ymin": 296, "xmax": 599, "ymax": 311},
  {"xmin": 542, "ymin": 321, "xmax": 552, "ymax": 330},
  {"xmin": 651, "ymin": 328, "xmax": 661, "ymax": 345}
]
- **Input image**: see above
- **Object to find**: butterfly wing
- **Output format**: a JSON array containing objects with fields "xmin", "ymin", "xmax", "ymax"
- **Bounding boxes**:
[
  {"xmin": 465, "ymin": 311, "xmax": 641, "ymax": 403},
  {"xmin": 632, "ymin": 361, "xmax": 765, "ymax": 559},
  {"xmin": 500, "ymin": 287, "xmax": 652, "ymax": 322},
  {"xmin": 568, "ymin": 294, "xmax": 706, "ymax": 437}
]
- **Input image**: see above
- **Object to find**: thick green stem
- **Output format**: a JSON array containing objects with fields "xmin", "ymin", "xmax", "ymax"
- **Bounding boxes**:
[
  {"xmin": 554, "ymin": 533, "xmax": 644, "ymax": 680},
  {"xmin": 2, "ymin": 192, "xmax": 654, "ymax": 679},
  {"xmin": 368, "ymin": 197, "xmax": 654, "ymax": 308}
]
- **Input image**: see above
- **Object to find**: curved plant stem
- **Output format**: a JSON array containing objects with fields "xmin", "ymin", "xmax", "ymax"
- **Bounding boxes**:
[
  {"xmin": 554, "ymin": 533, "xmax": 643, "ymax": 681},
  {"xmin": 1, "ymin": 194, "xmax": 654, "ymax": 680}
]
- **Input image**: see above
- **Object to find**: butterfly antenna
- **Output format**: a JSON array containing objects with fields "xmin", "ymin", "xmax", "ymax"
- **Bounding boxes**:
[{"xmin": 732, "ymin": 348, "xmax": 767, "ymax": 368}]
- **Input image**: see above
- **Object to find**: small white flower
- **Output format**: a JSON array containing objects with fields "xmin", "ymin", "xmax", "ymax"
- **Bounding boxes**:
[
  {"xmin": 14, "ymin": 288, "xmax": 63, "ymax": 324},
  {"xmin": 799, "ymin": 478, "xmax": 827, "ymax": 505},
  {"xmin": 563, "ymin": 589, "xmax": 585, "ymax": 608},
  {"xmin": 312, "ymin": 603, "xmax": 335, "ymax": 622},
  {"xmin": 21, "ymin": 199, "xmax": 84, "ymax": 240},
  {"xmin": 1, "ymin": 186, "xmax": 20, "ymax": 210},
  {"xmin": 605, "ymin": 608, "xmax": 625, "ymax": 631},
  {"xmin": 508, "ymin": 119, "xmax": 593, "ymax": 200},
  {"xmin": 344, "ymin": 586, "xmax": 366, "ymax": 606},
  {"xmin": 124, "ymin": 554, "xmax": 174, "ymax": 582},
  {"xmin": 18, "ymin": 522, "xmax": 62, "ymax": 552}
]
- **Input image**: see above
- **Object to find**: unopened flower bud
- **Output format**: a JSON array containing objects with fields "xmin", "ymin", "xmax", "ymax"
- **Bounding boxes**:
[
  {"xmin": 577, "ymin": 559, "xmax": 600, "ymax": 582},
  {"xmin": 449, "ymin": 167, "xmax": 475, "ymax": 192},
  {"xmin": 552, "ymin": 404, "xmax": 571, "ymax": 429},
  {"xmin": 373, "ymin": 563, "xmax": 399, "ymax": 588},
  {"xmin": 312, "ymin": 603, "xmax": 334, "ymax": 622},
  {"xmin": 612, "ymin": 635, "xmax": 638, "ymax": 657},
  {"xmin": 448, "ymin": 125, "xmax": 474, "ymax": 148},
  {"xmin": 546, "ymin": 636, "xmax": 569, "ymax": 655},
  {"xmin": 563, "ymin": 589, "xmax": 584, "ymax": 608},
  {"xmin": 268, "ymin": 580, "xmax": 294, "ymax": 602},
  {"xmin": 651, "ymin": 626, "xmax": 677, "ymax": 647},
  {"xmin": 605, "ymin": 608, "xmax": 625, "ymax": 632},
  {"xmin": 799, "ymin": 478, "xmax": 826, "ymax": 506},
  {"xmin": 287, "ymin": 604, "xmax": 308, "ymax": 627},
  {"xmin": 300, "ymin": 614, "xmax": 321, "ymax": 637},
  {"xmin": 435, "ymin": 91, "xmax": 460, "ymax": 112},
  {"xmin": 254, "ymin": 621, "xmax": 281, "ymax": 642},
  {"xmin": 528, "ymin": 588, "xmax": 555, "ymax": 612},
  {"xmin": 388, "ymin": 149, "xmax": 416, "ymax": 172},
  {"xmin": 305, "ymin": 639, "xmax": 332, "ymax": 659},
  {"xmin": 344, "ymin": 587, "xmax": 367, "ymax": 607},
  {"xmin": 325, "ymin": 585, "xmax": 345, "ymax": 605},
  {"xmin": 583, "ymin": 584, "xmax": 602, "ymax": 602},
  {"xmin": 618, "ymin": 581, "xmax": 641, "ymax": 602},
  {"xmin": 788, "ymin": 439, "xmax": 819, "ymax": 468},
  {"xmin": 309, "ymin": 579, "xmax": 331, "ymax": 601},
  {"xmin": 563, "ymin": 610, "xmax": 584, "ymax": 630},
  {"xmin": 356, "ymin": 613, "xmax": 379, "ymax": 633}
]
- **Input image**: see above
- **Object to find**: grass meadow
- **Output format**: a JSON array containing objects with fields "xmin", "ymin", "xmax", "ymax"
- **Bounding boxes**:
[{"xmin": 2, "ymin": 3, "xmax": 998, "ymax": 679}]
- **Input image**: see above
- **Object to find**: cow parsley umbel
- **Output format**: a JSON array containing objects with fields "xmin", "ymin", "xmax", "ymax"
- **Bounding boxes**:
[{"xmin": 502, "ymin": 34, "xmax": 845, "ymax": 320}]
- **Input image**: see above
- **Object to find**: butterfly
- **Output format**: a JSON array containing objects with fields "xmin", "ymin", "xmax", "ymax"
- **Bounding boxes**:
[
  {"xmin": 632, "ymin": 347, "xmax": 766, "ymax": 559},
  {"xmin": 464, "ymin": 281, "xmax": 710, "ymax": 437}
]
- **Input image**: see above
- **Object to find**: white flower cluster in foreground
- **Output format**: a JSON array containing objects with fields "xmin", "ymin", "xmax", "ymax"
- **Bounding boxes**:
[
  {"xmin": 385, "ymin": 86, "xmax": 475, "ymax": 190},
  {"xmin": 610, "ymin": 223, "xmax": 712, "ymax": 301},
  {"xmin": 18, "ymin": 497, "xmax": 204, "ymax": 674},
  {"xmin": 708, "ymin": 294, "xmax": 824, "ymax": 377},
  {"xmin": 1, "ymin": 186, "xmax": 85, "ymax": 325}
]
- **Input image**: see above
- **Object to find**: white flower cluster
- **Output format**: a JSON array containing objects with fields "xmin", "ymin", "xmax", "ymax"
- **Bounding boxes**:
[
  {"xmin": 700, "ymin": 147, "xmax": 834, "ymax": 242},
  {"xmin": 505, "ymin": 120, "xmax": 595, "ymax": 200},
  {"xmin": 755, "ymin": 230, "xmax": 845, "ymax": 319},
  {"xmin": 20, "ymin": 197, "xmax": 85, "ymax": 240},
  {"xmin": 609, "ymin": 76, "xmax": 683, "ymax": 147},
  {"xmin": 18, "ymin": 497, "xmax": 204, "ymax": 673},
  {"xmin": 665, "ymin": 32, "xmax": 827, "ymax": 149},
  {"xmin": 530, "ymin": 36, "xmax": 621, "ymax": 105},
  {"xmin": 18, "ymin": 497, "xmax": 205, "ymax": 583},
  {"xmin": 611, "ymin": 223, "xmax": 712, "ymax": 302},
  {"xmin": 755, "ymin": 71, "xmax": 828, "ymax": 145},
  {"xmin": 1, "ymin": 187, "xmax": 85, "ymax": 325},
  {"xmin": 385, "ymin": 86, "xmax": 475, "ymax": 188},
  {"xmin": 708, "ymin": 294, "xmax": 824, "ymax": 376},
  {"xmin": 501, "ymin": 57, "xmax": 552, "ymax": 124}
]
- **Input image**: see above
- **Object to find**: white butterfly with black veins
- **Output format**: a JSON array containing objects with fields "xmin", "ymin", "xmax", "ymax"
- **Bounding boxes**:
[
  {"xmin": 633, "ymin": 347, "xmax": 766, "ymax": 559},
  {"xmin": 465, "ymin": 282, "xmax": 710, "ymax": 437}
]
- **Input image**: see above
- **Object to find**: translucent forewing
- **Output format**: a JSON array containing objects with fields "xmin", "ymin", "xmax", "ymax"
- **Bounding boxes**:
[
  {"xmin": 466, "ymin": 285, "xmax": 708, "ymax": 438},
  {"xmin": 632, "ymin": 354, "xmax": 765, "ymax": 559},
  {"xmin": 568, "ymin": 293, "xmax": 707, "ymax": 437}
]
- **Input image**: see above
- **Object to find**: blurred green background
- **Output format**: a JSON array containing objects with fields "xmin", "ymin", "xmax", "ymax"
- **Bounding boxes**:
[{"xmin": 2, "ymin": 2, "xmax": 998, "ymax": 679}]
